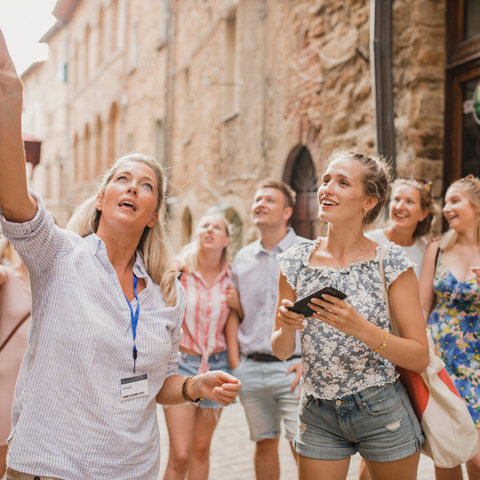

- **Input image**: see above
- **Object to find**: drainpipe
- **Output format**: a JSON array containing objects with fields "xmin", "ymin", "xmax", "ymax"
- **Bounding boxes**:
[
  {"xmin": 164, "ymin": 0, "xmax": 177, "ymax": 231},
  {"xmin": 370, "ymin": 0, "xmax": 396, "ymax": 176},
  {"xmin": 260, "ymin": 0, "xmax": 268, "ymax": 168},
  {"xmin": 165, "ymin": 0, "xmax": 175, "ymax": 171}
]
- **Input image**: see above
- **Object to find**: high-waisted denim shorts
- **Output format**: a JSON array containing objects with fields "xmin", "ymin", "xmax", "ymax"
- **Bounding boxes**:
[
  {"xmin": 177, "ymin": 350, "xmax": 230, "ymax": 408},
  {"xmin": 294, "ymin": 380, "xmax": 424, "ymax": 462}
]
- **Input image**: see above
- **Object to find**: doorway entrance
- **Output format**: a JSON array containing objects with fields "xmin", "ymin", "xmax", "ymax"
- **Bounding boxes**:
[
  {"xmin": 283, "ymin": 146, "xmax": 319, "ymax": 240},
  {"xmin": 445, "ymin": 1, "xmax": 480, "ymax": 189}
]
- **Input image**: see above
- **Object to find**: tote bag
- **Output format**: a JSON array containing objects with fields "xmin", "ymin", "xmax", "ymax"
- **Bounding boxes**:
[{"xmin": 377, "ymin": 244, "xmax": 478, "ymax": 468}]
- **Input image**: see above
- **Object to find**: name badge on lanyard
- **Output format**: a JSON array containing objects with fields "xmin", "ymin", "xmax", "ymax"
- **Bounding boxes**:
[
  {"xmin": 120, "ymin": 274, "xmax": 149, "ymax": 400},
  {"xmin": 120, "ymin": 373, "xmax": 149, "ymax": 400},
  {"xmin": 125, "ymin": 275, "xmax": 140, "ymax": 373}
]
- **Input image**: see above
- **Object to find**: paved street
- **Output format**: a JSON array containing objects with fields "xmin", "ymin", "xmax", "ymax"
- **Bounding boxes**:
[{"xmin": 156, "ymin": 402, "xmax": 466, "ymax": 480}]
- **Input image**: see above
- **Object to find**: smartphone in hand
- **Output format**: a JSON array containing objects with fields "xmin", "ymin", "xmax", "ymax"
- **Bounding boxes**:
[{"xmin": 287, "ymin": 286, "xmax": 347, "ymax": 318}]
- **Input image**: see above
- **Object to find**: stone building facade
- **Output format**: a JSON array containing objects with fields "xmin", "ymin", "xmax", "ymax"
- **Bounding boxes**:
[
  {"xmin": 21, "ymin": 0, "xmax": 480, "ymax": 252},
  {"xmin": 23, "ymin": 0, "xmax": 170, "ymax": 226}
]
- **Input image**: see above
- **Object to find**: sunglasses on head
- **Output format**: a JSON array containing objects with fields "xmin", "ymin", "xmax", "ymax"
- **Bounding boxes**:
[
  {"xmin": 398, "ymin": 176, "xmax": 432, "ymax": 196},
  {"xmin": 460, "ymin": 174, "xmax": 475, "ymax": 183}
]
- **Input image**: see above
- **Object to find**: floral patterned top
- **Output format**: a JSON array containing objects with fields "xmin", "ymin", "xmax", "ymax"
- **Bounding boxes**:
[
  {"xmin": 428, "ymin": 251, "xmax": 480, "ymax": 427},
  {"xmin": 277, "ymin": 240, "xmax": 413, "ymax": 400}
]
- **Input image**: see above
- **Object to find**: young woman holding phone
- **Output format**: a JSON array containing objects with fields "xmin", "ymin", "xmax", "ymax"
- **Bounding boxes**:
[{"xmin": 272, "ymin": 150, "xmax": 429, "ymax": 480}]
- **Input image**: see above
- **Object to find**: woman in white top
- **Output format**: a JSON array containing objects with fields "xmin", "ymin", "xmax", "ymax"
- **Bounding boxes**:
[
  {"xmin": 366, "ymin": 177, "xmax": 439, "ymax": 278},
  {"xmin": 272, "ymin": 150, "xmax": 429, "ymax": 480},
  {"xmin": 0, "ymin": 29, "xmax": 240, "ymax": 480}
]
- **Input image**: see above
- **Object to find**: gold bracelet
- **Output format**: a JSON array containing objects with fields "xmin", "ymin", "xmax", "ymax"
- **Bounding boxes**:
[
  {"xmin": 181, "ymin": 375, "xmax": 204, "ymax": 404},
  {"xmin": 371, "ymin": 329, "xmax": 389, "ymax": 353}
]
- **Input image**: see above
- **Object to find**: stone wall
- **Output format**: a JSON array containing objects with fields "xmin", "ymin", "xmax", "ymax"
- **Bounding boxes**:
[
  {"xmin": 22, "ymin": 0, "xmax": 447, "ymax": 242},
  {"xmin": 22, "ymin": 0, "xmax": 170, "ymax": 225},
  {"xmin": 168, "ymin": 0, "xmax": 377, "ymax": 248},
  {"xmin": 392, "ymin": 0, "xmax": 446, "ymax": 200}
]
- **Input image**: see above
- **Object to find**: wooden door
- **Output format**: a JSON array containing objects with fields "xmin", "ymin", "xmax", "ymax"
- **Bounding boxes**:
[
  {"xmin": 445, "ymin": 0, "xmax": 480, "ymax": 190},
  {"xmin": 288, "ymin": 147, "xmax": 319, "ymax": 239}
]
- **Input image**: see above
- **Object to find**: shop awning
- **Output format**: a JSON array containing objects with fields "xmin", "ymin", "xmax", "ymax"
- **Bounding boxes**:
[{"xmin": 22, "ymin": 134, "xmax": 42, "ymax": 169}]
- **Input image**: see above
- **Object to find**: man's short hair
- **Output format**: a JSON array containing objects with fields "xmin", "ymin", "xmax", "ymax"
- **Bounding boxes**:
[{"xmin": 255, "ymin": 179, "xmax": 296, "ymax": 209}]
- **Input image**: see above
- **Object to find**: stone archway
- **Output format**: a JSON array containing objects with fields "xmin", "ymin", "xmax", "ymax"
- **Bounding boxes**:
[
  {"xmin": 283, "ymin": 145, "xmax": 319, "ymax": 240},
  {"xmin": 224, "ymin": 207, "xmax": 243, "ymax": 260}
]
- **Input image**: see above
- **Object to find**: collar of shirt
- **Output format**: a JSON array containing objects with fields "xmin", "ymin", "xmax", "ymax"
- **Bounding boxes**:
[
  {"xmin": 192, "ymin": 262, "xmax": 231, "ymax": 287},
  {"xmin": 87, "ymin": 233, "xmax": 150, "ymax": 283},
  {"xmin": 253, "ymin": 227, "xmax": 298, "ymax": 255}
]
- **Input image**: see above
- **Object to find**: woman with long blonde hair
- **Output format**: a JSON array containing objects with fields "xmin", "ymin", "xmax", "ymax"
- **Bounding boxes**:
[
  {"xmin": 420, "ymin": 174, "xmax": 480, "ymax": 480},
  {"xmin": 0, "ymin": 30, "xmax": 240, "ymax": 480},
  {"xmin": 163, "ymin": 213, "xmax": 236, "ymax": 480}
]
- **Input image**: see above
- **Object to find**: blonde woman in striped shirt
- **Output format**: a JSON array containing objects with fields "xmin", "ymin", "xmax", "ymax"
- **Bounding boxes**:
[
  {"xmin": 0, "ymin": 30, "xmax": 240, "ymax": 480},
  {"xmin": 163, "ymin": 214, "xmax": 236, "ymax": 480}
]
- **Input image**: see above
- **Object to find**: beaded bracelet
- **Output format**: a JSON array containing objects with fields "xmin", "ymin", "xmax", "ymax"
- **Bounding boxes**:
[
  {"xmin": 371, "ymin": 329, "xmax": 389, "ymax": 353},
  {"xmin": 181, "ymin": 375, "xmax": 204, "ymax": 404}
]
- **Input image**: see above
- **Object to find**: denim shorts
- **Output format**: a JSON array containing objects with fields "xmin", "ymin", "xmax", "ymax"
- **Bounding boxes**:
[
  {"xmin": 232, "ymin": 357, "xmax": 300, "ymax": 442},
  {"xmin": 177, "ymin": 350, "xmax": 230, "ymax": 408},
  {"xmin": 294, "ymin": 380, "xmax": 424, "ymax": 462}
]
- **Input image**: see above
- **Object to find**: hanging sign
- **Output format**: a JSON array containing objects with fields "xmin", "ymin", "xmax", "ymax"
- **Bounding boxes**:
[{"xmin": 463, "ymin": 81, "xmax": 480, "ymax": 125}]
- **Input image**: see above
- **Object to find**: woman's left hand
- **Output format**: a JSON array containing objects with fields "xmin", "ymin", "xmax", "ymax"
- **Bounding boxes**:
[
  {"xmin": 308, "ymin": 294, "xmax": 369, "ymax": 338},
  {"xmin": 194, "ymin": 371, "xmax": 242, "ymax": 406}
]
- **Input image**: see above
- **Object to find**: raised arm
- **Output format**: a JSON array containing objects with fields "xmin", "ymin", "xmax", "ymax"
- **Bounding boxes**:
[
  {"xmin": 0, "ymin": 29, "xmax": 37, "ymax": 223},
  {"xmin": 419, "ymin": 241, "xmax": 439, "ymax": 323}
]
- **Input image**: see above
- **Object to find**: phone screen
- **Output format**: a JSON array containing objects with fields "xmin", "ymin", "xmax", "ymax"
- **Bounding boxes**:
[{"xmin": 287, "ymin": 286, "xmax": 347, "ymax": 317}]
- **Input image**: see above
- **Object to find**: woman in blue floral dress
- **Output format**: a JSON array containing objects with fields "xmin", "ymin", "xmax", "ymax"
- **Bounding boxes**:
[
  {"xmin": 272, "ymin": 150, "xmax": 429, "ymax": 480},
  {"xmin": 420, "ymin": 175, "xmax": 480, "ymax": 480}
]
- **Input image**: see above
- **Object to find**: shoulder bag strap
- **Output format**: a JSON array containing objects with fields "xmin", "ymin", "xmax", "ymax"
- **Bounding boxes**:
[
  {"xmin": 377, "ymin": 244, "xmax": 401, "ymax": 336},
  {"xmin": 0, "ymin": 311, "xmax": 31, "ymax": 353}
]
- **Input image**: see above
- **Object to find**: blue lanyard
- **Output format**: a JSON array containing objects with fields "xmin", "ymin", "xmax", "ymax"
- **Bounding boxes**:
[{"xmin": 124, "ymin": 275, "xmax": 140, "ymax": 372}]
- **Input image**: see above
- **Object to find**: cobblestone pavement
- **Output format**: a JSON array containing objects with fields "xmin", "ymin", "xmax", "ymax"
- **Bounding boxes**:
[{"xmin": 157, "ymin": 402, "xmax": 466, "ymax": 480}]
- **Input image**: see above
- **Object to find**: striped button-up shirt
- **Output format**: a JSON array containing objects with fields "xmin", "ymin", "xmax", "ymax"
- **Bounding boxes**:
[
  {"xmin": 231, "ymin": 228, "xmax": 303, "ymax": 356},
  {"xmin": 1, "ymin": 191, "xmax": 185, "ymax": 480},
  {"xmin": 179, "ymin": 264, "xmax": 231, "ymax": 373}
]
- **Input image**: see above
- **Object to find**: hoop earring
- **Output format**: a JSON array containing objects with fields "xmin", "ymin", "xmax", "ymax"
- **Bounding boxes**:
[{"xmin": 364, "ymin": 209, "xmax": 367, "ymax": 218}]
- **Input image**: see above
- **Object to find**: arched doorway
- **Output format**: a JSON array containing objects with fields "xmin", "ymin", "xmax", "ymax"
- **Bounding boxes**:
[
  {"xmin": 224, "ymin": 207, "xmax": 243, "ymax": 260},
  {"xmin": 283, "ymin": 145, "xmax": 319, "ymax": 239}
]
